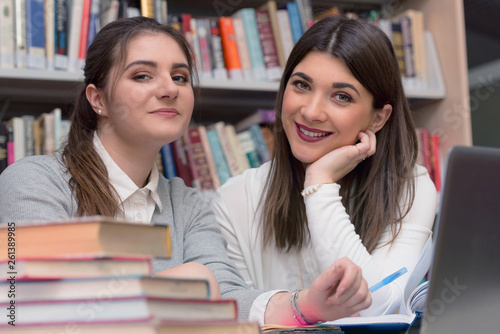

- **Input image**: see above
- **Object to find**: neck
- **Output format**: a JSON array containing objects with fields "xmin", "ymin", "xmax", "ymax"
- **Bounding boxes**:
[{"xmin": 97, "ymin": 132, "xmax": 159, "ymax": 188}]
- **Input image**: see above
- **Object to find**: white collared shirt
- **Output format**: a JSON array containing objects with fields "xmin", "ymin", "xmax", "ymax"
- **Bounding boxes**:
[{"xmin": 93, "ymin": 133, "xmax": 162, "ymax": 223}]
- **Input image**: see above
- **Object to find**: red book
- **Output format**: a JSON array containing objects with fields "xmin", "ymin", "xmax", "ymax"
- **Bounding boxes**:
[
  {"xmin": 171, "ymin": 137, "xmax": 193, "ymax": 187},
  {"xmin": 255, "ymin": 9, "xmax": 282, "ymax": 81},
  {"xmin": 78, "ymin": 0, "xmax": 91, "ymax": 63},
  {"xmin": 184, "ymin": 128, "xmax": 215, "ymax": 191},
  {"xmin": 419, "ymin": 128, "xmax": 432, "ymax": 181}
]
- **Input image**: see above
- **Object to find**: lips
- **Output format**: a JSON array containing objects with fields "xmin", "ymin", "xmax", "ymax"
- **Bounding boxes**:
[
  {"xmin": 150, "ymin": 108, "xmax": 179, "ymax": 117},
  {"xmin": 295, "ymin": 122, "xmax": 332, "ymax": 142}
]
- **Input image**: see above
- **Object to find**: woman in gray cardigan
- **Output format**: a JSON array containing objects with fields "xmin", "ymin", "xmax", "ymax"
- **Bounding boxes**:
[{"xmin": 0, "ymin": 16, "xmax": 370, "ymax": 325}]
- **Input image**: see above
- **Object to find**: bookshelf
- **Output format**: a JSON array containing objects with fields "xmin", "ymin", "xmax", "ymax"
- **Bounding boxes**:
[{"xmin": 0, "ymin": 0, "xmax": 471, "ymax": 159}]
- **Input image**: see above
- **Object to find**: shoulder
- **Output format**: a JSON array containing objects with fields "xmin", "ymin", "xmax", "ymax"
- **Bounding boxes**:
[
  {"xmin": 0, "ymin": 155, "xmax": 65, "ymax": 184},
  {"xmin": 219, "ymin": 161, "xmax": 271, "ymax": 192}
]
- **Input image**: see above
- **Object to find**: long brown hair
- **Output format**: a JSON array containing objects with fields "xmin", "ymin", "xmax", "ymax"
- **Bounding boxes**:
[
  {"xmin": 61, "ymin": 16, "xmax": 196, "ymax": 217},
  {"xmin": 262, "ymin": 16, "xmax": 418, "ymax": 252}
]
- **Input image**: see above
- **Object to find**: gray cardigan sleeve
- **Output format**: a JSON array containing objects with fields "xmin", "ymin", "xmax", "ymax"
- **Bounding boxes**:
[{"xmin": 0, "ymin": 156, "xmax": 75, "ymax": 223}]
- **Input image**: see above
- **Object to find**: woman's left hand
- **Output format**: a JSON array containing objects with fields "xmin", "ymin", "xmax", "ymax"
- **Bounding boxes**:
[{"xmin": 304, "ymin": 129, "xmax": 376, "ymax": 188}]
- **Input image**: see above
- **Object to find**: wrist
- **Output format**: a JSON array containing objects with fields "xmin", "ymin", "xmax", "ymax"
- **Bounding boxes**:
[{"xmin": 290, "ymin": 289, "xmax": 324, "ymax": 325}]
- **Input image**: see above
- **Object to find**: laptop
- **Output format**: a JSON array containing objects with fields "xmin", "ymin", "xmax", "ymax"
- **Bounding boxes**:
[{"xmin": 420, "ymin": 145, "xmax": 500, "ymax": 333}]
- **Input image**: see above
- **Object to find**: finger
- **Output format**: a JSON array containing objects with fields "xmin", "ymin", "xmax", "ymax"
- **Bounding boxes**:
[
  {"xmin": 335, "ymin": 263, "xmax": 363, "ymax": 302},
  {"xmin": 338, "ymin": 277, "xmax": 370, "ymax": 308},
  {"xmin": 312, "ymin": 264, "xmax": 343, "ymax": 293}
]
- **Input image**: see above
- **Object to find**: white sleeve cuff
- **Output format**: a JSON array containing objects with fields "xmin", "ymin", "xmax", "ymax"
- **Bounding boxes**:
[{"xmin": 248, "ymin": 289, "xmax": 288, "ymax": 325}]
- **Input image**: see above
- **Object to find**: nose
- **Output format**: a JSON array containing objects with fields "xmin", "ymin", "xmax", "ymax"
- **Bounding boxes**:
[
  {"xmin": 156, "ymin": 75, "xmax": 179, "ymax": 100},
  {"xmin": 300, "ymin": 93, "xmax": 327, "ymax": 123}
]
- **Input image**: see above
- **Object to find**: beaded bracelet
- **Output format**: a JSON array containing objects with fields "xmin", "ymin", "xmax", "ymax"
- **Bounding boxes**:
[
  {"xmin": 289, "ymin": 290, "xmax": 323, "ymax": 325},
  {"xmin": 300, "ymin": 182, "xmax": 334, "ymax": 197}
]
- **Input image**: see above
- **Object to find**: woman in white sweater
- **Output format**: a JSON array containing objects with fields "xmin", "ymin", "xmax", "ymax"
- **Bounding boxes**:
[{"xmin": 212, "ymin": 15, "xmax": 438, "ymax": 325}]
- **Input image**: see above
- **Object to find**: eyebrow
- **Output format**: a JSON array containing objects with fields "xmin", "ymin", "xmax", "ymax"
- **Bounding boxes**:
[
  {"xmin": 290, "ymin": 71, "xmax": 361, "ymax": 96},
  {"xmin": 124, "ymin": 60, "xmax": 190, "ymax": 71}
]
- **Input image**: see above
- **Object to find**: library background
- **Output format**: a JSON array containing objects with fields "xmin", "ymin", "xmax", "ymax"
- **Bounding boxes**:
[{"xmin": 0, "ymin": 0, "xmax": 491, "ymax": 193}]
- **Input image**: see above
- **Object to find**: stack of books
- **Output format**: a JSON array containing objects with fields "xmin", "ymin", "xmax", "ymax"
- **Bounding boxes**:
[{"xmin": 0, "ymin": 216, "xmax": 259, "ymax": 333}]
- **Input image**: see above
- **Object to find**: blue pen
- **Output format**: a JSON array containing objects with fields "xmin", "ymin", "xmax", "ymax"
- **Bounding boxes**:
[{"xmin": 369, "ymin": 267, "xmax": 408, "ymax": 293}]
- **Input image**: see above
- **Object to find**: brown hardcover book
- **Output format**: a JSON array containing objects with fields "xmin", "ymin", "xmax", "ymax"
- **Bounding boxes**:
[
  {"xmin": 184, "ymin": 128, "xmax": 215, "ymax": 191},
  {"xmin": 0, "ymin": 216, "xmax": 171, "ymax": 260},
  {"xmin": 255, "ymin": 8, "xmax": 282, "ymax": 81}
]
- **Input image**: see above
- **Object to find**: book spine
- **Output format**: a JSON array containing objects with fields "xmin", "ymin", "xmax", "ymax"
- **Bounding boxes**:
[
  {"xmin": 14, "ymin": 0, "xmax": 27, "ymax": 68},
  {"xmin": 237, "ymin": 130, "xmax": 261, "ymax": 168},
  {"xmin": 225, "ymin": 124, "xmax": 250, "ymax": 173},
  {"xmin": 208, "ymin": 18, "xmax": 228, "ymax": 81},
  {"xmin": 140, "ymin": 0, "xmax": 154, "ymax": 18},
  {"xmin": 198, "ymin": 125, "xmax": 221, "ymax": 189},
  {"xmin": 391, "ymin": 21, "xmax": 406, "ymax": 78},
  {"xmin": 214, "ymin": 121, "xmax": 240, "ymax": 177},
  {"xmin": 218, "ymin": 16, "xmax": 243, "ymax": 81},
  {"xmin": 12, "ymin": 117, "xmax": 25, "ymax": 162},
  {"xmin": 0, "ymin": 0, "xmax": 15, "ymax": 69},
  {"xmin": 44, "ymin": 0, "xmax": 55, "ymax": 70},
  {"xmin": 87, "ymin": 0, "xmax": 100, "ymax": 48},
  {"xmin": 255, "ymin": 9, "xmax": 282, "ymax": 82},
  {"xmin": 23, "ymin": 115, "xmax": 35, "ymax": 157},
  {"xmin": 160, "ymin": 143, "xmax": 177, "ymax": 179},
  {"xmin": 297, "ymin": 0, "xmax": 313, "ymax": 30},
  {"xmin": 189, "ymin": 18, "xmax": 203, "ymax": 77},
  {"xmin": 171, "ymin": 137, "xmax": 193, "ymax": 187},
  {"xmin": 400, "ymin": 16, "xmax": 415, "ymax": 78},
  {"xmin": 196, "ymin": 18, "xmax": 213, "ymax": 79},
  {"xmin": 431, "ymin": 134, "xmax": 441, "ymax": 193},
  {"xmin": 78, "ymin": 0, "xmax": 92, "ymax": 70},
  {"xmin": 231, "ymin": 14, "xmax": 252, "ymax": 81},
  {"xmin": 286, "ymin": 2, "xmax": 303, "ymax": 44},
  {"xmin": 67, "ymin": 0, "xmax": 84, "ymax": 71},
  {"xmin": 276, "ymin": 9, "xmax": 294, "ymax": 61},
  {"xmin": 55, "ymin": 0, "xmax": 69, "ymax": 70},
  {"xmin": 249, "ymin": 124, "xmax": 271, "ymax": 163},
  {"xmin": 0, "ymin": 124, "xmax": 7, "ymax": 173},
  {"xmin": 52, "ymin": 108, "xmax": 62, "ymax": 151},
  {"xmin": 240, "ymin": 8, "xmax": 267, "ymax": 82},
  {"xmin": 32, "ymin": 119, "xmax": 42, "ymax": 156},
  {"xmin": 262, "ymin": 0, "xmax": 286, "ymax": 69},
  {"xmin": 419, "ymin": 128, "xmax": 432, "ymax": 181},
  {"xmin": 186, "ymin": 128, "xmax": 215, "ymax": 191},
  {"xmin": 6, "ymin": 125, "xmax": 14, "ymax": 166},
  {"xmin": 99, "ymin": 0, "xmax": 119, "ymax": 28},
  {"xmin": 206, "ymin": 128, "xmax": 232, "ymax": 185}
]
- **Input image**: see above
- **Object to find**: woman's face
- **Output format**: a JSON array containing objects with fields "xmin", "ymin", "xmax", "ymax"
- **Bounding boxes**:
[
  {"xmin": 100, "ymin": 33, "xmax": 194, "ymax": 151},
  {"xmin": 281, "ymin": 51, "xmax": 376, "ymax": 164}
]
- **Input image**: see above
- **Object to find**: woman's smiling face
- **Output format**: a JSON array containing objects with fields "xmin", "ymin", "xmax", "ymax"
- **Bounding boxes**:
[{"xmin": 281, "ymin": 51, "xmax": 376, "ymax": 164}]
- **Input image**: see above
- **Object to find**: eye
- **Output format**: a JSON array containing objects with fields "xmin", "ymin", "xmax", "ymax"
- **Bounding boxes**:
[
  {"xmin": 334, "ymin": 93, "xmax": 353, "ymax": 103},
  {"xmin": 292, "ymin": 80, "xmax": 310, "ymax": 90},
  {"xmin": 172, "ymin": 74, "xmax": 189, "ymax": 84},
  {"xmin": 132, "ymin": 73, "xmax": 152, "ymax": 81}
]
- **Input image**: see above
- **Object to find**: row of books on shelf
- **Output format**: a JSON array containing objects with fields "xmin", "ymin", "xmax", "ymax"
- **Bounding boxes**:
[
  {"xmin": 0, "ymin": 1, "xmax": 430, "ymax": 88},
  {"xmin": 0, "ymin": 107, "xmax": 277, "ymax": 192},
  {"xmin": 0, "ymin": 216, "xmax": 260, "ymax": 333}
]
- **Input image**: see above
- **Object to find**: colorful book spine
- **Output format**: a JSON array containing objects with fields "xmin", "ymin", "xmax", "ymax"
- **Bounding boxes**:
[
  {"xmin": 239, "ymin": 8, "xmax": 267, "ymax": 82},
  {"xmin": 185, "ymin": 128, "xmax": 215, "ymax": 191},
  {"xmin": 400, "ymin": 16, "xmax": 415, "ymax": 78},
  {"xmin": 87, "ymin": 0, "xmax": 100, "ymax": 48},
  {"xmin": 26, "ymin": 0, "xmax": 46, "ymax": 70},
  {"xmin": 237, "ymin": 130, "xmax": 261, "ymax": 168},
  {"xmin": 214, "ymin": 121, "xmax": 240, "ymax": 177},
  {"xmin": 78, "ymin": 0, "xmax": 92, "ymax": 70},
  {"xmin": 23, "ymin": 115, "xmax": 35, "ymax": 158},
  {"xmin": 218, "ymin": 16, "xmax": 243, "ymax": 81},
  {"xmin": 67, "ymin": 0, "xmax": 84, "ymax": 71},
  {"xmin": 249, "ymin": 124, "xmax": 271, "ymax": 163},
  {"xmin": 198, "ymin": 125, "xmax": 221, "ymax": 189},
  {"xmin": 171, "ymin": 137, "xmax": 193, "ymax": 187},
  {"xmin": 225, "ymin": 124, "xmax": 251, "ymax": 173},
  {"xmin": 286, "ymin": 2, "xmax": 303, "ymax": 44},
  {"xmin": 6, "ymin": 125, "xmax": 14, "ymax": 166},
  {"xmin": 55, "ymin": 0, "xmax": 69, "ymax": 70},
  {"xmin": 206, "ymin": 128, "xmax": 232, "ymax": 185},
  {"xmin": 209, "ymin": 18, "xmax": 228, "ymax": 81},
  {"xmin": 196, "ymin": 18, "xmax": 213, "ymax": 79},
  {"xmin": 231, "ymin": 14, "xmax": 253, "ymax": 81},
  {"xmin": 259, "ymin": 0, "xmax": 286, "ymax": 68},
  {"xmin": 161, "ymin": 143, "xmax": 177, "ymax": 179},
  {"xmin": 255, "ymin": 8, "xmax": 282, "ymax": 82},
  {"xmin": 44, "ymin": 0, "xmax": 55, "ymax": 70}
]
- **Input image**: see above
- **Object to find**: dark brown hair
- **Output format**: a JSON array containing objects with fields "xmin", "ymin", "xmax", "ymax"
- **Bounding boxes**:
[
  {"xmin": 61, "ymin": 16, "xmax": 196, "ymax": 217},
  {"xmin": 262, "ymin": 15, "xmax": 418, "ymax": 252}
]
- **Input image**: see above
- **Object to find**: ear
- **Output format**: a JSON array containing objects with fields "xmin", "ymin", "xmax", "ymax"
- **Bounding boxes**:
[
  {"xmin": 370, "ymin": 104, "xmax": 392, "ymax": 133},
  {"xmin": 85, "ymin": 84, "xmax": 107, "ymax": 116}
]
